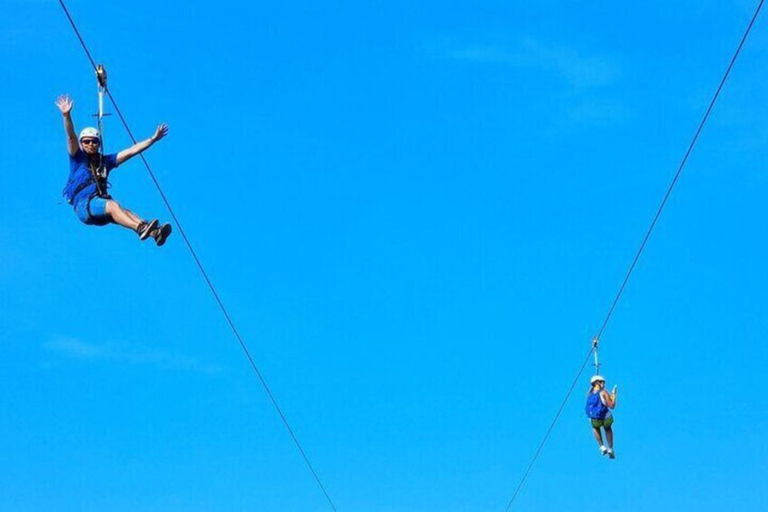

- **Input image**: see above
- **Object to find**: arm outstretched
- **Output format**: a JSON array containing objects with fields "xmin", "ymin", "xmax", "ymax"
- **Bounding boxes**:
[{"xmin": 116, "ymin": 123, "xmax": 169, "ymax": 166}]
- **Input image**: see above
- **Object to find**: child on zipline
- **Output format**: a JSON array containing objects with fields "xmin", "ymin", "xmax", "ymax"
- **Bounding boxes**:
[{"xmin": 586, "ymin": 374, "xmax": 618, "ymax": 459}]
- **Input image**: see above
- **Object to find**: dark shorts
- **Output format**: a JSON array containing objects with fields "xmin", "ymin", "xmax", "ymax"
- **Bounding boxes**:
[{"xmin": 75, "ymin": 197, "xmax": 112, "ymax": 226}]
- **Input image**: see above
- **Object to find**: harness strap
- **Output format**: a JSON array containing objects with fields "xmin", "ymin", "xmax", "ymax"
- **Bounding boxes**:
[{"xmin": 88, "ymin": 159, "xmax": 110, "ymax": 198}]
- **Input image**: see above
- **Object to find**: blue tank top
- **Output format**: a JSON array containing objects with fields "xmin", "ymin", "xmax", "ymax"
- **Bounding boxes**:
[{"xmin": 585, "ymin": 390, "xmax": 609, "ymax": 420}]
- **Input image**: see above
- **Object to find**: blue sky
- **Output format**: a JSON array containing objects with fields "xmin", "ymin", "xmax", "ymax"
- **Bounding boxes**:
[{"xmin": 2, "ymin": 1, "xmax": 767, "ymax": 510}]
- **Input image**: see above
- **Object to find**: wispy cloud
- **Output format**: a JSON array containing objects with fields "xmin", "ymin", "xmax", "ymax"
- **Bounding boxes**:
[
  {"xmin": 45, "ymin": 336, "xmax": 222, "ymax": 374},
  {"xmin": 449, "ymin": 37, "xmax": 620, "ymax": 89},
  {"xmin": 441, "ymin": 36, "xmax": 629, "ymax": 128},
  {"xmin": 565, "ymin": 95, "xmax": 629, "ymax": 126}
]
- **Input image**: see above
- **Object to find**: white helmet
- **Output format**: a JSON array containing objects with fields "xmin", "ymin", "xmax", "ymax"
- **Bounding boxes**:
[
  {"xmin": 79, "ymin": 127, "xmax": 101, "ymax": 141},
  {"xmin": 590, "ymin": 375, "xmax": 606, "ymax": 384}
]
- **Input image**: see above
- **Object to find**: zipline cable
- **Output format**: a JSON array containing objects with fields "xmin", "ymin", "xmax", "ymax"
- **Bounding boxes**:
[
  {"xmin": 503, "ymin": 347, "xmax": 593, "ymax": 512},
  {"xmin": 596, "ymin": 1, "xmax": 765, "ymax": 342},
  {"xmin": 58, "ymin": 2, "xmax": 338, "ymax": 510},
  {"xmin": 504, "ymin": 1, "xmax": 765, "ymax": 509}
]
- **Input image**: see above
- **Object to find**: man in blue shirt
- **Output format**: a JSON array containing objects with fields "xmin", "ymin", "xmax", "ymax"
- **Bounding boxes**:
[{"xmin": 56, "ymin": 94, "xmax": 172, "ymax": 246}]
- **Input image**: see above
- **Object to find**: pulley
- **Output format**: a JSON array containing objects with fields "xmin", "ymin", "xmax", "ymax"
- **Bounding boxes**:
[{"xmin": 96, "ymin": 64, "xmax": 108, "ymax": 89}]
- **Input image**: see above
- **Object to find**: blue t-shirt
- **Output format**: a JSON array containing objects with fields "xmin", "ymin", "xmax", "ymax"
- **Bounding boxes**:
[{"xmin": 63, "ymin": 149, "xmax": 118, "ymax": 206}]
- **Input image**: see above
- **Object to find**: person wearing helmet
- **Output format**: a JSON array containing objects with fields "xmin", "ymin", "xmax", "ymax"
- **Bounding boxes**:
[
  {"xmin": 56, "ymin": 94, "xmax": 172, "ymax": 246},
  {"xmin": 585, "ymin": 375, "xmax": 618, "ymax": 459}
]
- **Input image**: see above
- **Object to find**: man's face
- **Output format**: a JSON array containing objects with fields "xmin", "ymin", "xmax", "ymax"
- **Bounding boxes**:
[{"xmin": 81, "ymin": 137, "xmax": 100, "ymax": 155}]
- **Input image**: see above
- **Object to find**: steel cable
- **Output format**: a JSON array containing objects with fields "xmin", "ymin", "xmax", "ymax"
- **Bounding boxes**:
[
  {"xmin": 504, "ymin": 1, "xmax": 765, "ymax": 509},
  {"xmin": 58, "ymin": 2, "xmax": 338, "ymax": 510}
]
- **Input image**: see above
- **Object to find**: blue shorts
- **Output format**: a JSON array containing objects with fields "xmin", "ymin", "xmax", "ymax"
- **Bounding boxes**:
[{"xmin": 74, "ymin": 197, "xmax": 112, "ymax": 226}]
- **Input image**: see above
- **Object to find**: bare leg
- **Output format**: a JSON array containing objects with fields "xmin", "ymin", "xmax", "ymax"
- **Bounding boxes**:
[
  {"xmin": 123, "ymin": 209, "xmax": 143, "ymax": 225},
  {"xmin": 592, "ymin": 427, "xmax": 604, "ymax": 447},
  {"xmin": 604, "ymin": 426, "xmax": 614, "ymax": 449},
  {"xmin": 105, "ymin": 200, "xmax": 142, "ymax": 231}
]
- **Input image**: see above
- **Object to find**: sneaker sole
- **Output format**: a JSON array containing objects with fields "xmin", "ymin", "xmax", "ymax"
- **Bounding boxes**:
[
  {"xmin": 140, "ymin": 219, "xmax": 159, "ymax": 241},
  {"xmin": 155, "ymin": 223, "xmax": 172, "ymax": 247}
]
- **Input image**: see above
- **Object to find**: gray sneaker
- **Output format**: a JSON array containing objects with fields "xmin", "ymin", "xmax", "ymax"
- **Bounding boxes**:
[{"xmin": 137, "ymin": 219, "xmax": 159, "ymax": 241}]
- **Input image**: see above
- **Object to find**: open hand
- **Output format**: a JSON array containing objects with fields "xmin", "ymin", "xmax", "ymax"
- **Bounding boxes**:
[
  {"xmin": 152, "ymin": 123, "xmax": 169, "ymax": 142},
  {"xmin": 56, "ymin": 94, "xmax": 74, "ymax": 115}
]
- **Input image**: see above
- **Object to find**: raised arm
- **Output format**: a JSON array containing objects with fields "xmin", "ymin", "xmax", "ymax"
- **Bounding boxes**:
[
  {"xmin": 56, "ymin": 95, "xmax": 78, "ymax": 156},
  {"xmin": 602, "ymin": 387, "xmax": 617, "ymax": 409},
  {"xmin": 115, "ymin": 123, "xmax": 169, "ymax": 166}
]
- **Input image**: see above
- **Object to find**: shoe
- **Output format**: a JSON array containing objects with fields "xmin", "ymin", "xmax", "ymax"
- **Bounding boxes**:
[
  {"xmin": 600, "ymin": 446, "xmax": 609, "ymax": 456},
  {"xmin": 137, "ymin": 219, "xmax": 159, "ymax": 241},
  {"xmin": 151, "ymin": 222, "xmax": 172, "ymax": 247},
  {"xmin": 607, "ymin": 448, "xmax": 615, "ymax": 459}
]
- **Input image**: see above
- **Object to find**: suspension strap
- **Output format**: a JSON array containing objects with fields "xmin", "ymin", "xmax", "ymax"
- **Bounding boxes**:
[
  {"xmin": 95, "ymin": 64, "xmax": 108, "ymax": 180},
  {"xmin": 592, "ymin": 337, "xmax": 601, "ymax": 375}
]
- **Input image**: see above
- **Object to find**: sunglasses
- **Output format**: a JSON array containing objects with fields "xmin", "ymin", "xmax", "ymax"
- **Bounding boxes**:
[{"xmin": 81, "ymin": 139, "xmax": 100, "ymax": 146}]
